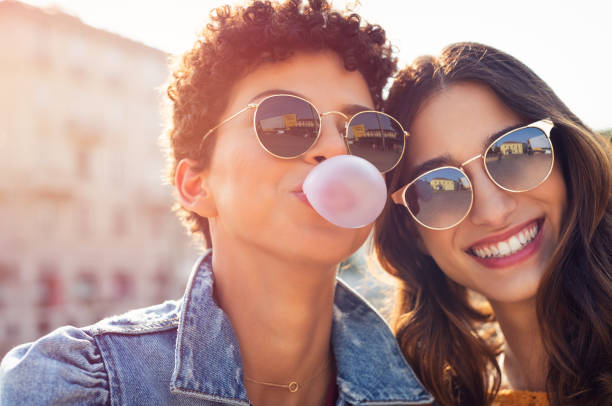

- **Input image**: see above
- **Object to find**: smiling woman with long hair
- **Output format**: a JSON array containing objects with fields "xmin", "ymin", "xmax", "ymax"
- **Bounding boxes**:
[{"xmin": 375, "ymin": 42, "xmax": 612, "ymax": 405}]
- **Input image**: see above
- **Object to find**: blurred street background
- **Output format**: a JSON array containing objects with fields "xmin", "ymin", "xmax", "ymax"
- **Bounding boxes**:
[{"xmin": 0, "ymin": 0, "xmax": 610, "ymax": 357}]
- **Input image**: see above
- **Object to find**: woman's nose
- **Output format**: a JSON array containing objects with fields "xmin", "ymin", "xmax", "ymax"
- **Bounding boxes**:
[
  {"xmin": 302, "ymin": 114, "xmax": 348, "ymax": 164},
  {"xmin": 467, "ymin": 164, "xmax": 518, "ymax": 228}
]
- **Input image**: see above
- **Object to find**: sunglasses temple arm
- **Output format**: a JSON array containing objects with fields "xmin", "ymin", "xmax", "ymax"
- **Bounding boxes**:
[
  {"xmin": 390, "ymin": 185, "xmax": 407, "ymax": 205},
  {"xmin": 538, "ymin": 118, "xmax": 554, "ymax": 135},
  {"xmin": 391, "ymin": 172, "xmax": 422, "ymax": 206},
  {"xmin": 198, "ymin": 104, "xmax": 256, "ymax": 153}
]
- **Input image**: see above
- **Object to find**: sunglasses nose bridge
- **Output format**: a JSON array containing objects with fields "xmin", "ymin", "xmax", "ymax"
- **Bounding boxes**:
[
  {"xmin": 320, "ymin": 111, "xmax": 349, "ymax": 119},
  {"xmin": 464, "ymin": 161, "xmax": 518, "ymax": 229},
  {"xmin": 319, "ymin": 110, "xmax": 351, "ymax": 140},
  {"xmin": 320, "ymin": 110, "xmax": 349, "ymax": 127},
  {"xmin": 302, "ymin": 111, "xmax": 349, "ymax": 162},
  {"xmin": 460, "ymin": 153, "xmax": 483, "ymax": 169}
]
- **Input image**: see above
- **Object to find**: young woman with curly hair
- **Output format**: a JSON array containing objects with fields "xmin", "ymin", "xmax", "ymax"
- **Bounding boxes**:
[
  {"xmin": 0, "ymin": 1, "xmax": 432, "ymax": 405},
  {"xmin": 375, "ymin": 42, "xmax": 612, "ymax": 406}
]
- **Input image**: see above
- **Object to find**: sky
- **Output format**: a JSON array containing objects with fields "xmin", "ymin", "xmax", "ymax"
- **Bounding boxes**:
[{"xmin": 17, "ymin": 0, "xmax": 612, "ymax": 130}]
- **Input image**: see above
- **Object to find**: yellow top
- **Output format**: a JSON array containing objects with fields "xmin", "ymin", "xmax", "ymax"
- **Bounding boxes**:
[{"xmin": 493, "ymin": 389, "xmax": 548, "ymax": 406}]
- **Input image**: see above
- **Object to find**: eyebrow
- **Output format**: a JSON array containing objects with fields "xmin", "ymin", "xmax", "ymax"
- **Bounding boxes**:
[
  {"xmin": 249, "ymin": 89, "xmax": 303, "ymax": 103},
  {"xmin": 342, "ymin": 103, "xmax": 374, "ymax": 116},
  {"xmin": 249, "ymin": 90, "xmax": 373, "ymax": 115},
  {"xmin": 407, "ymin": 123, "xmax": 526, "ymax": 180},
  {"xmin": 407, "ymin": 155, "xmax": 455, "ymax": 181},
  {"xmin": 480, "ymin": 123, "xmax": 524, "ymax": 151}
]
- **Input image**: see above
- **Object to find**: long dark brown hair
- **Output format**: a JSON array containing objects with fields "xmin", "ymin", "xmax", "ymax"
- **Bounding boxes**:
[{"xmin": 375, "ymin": 42, "xmax": 612, "ymax": 405}]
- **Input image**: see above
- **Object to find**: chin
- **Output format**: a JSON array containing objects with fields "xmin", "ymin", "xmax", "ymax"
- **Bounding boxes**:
[{"xmin": 480, "ymin": 277, "xmax": 541, "ymax": 305}]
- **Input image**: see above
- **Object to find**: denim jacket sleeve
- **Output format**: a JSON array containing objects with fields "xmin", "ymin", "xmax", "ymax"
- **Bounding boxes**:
[{"xmin": 0, "ymin": 326, "xmax": 110, "ymax": 405}]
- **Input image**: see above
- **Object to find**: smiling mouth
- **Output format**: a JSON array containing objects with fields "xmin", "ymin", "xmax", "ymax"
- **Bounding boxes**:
[{"xmin": 469, "ymin": 219, "xmax": 543, "ymax": 259}]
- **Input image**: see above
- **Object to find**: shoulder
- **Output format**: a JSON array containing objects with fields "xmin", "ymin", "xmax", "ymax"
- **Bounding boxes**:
[
  {"xmin": 0, "ymin": 325, "xmax": 109, "ymax": 405},
  {"xmin": 0, "ymin": 300, "xmax": 182, "ymax": 405},
  {"xmin": 87, "ymin": 299, "xmax": 181, "ymax": 336}
]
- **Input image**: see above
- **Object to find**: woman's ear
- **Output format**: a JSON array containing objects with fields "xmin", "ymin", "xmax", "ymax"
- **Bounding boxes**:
[{"xmin": 175, "ymin": 158, "xmax": 217, "ymax": 218}]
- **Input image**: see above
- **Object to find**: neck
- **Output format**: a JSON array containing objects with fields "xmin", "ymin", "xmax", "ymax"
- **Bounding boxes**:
[
  {"xmin": 489, "ymin": 298, "xmax": 547, "ymax": 392},
  {"xmin": 211, "ymin": 239, "xmax": 337, "ymax": 406}
]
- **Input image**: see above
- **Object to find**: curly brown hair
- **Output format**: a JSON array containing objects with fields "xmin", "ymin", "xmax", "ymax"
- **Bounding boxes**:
[{"xmin": 164, "ymin": 0, "xmax": 396, "ymax": 247}]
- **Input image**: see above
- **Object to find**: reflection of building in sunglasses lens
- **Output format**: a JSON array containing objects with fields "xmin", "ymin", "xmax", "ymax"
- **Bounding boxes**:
[
  {"xmin": 409, "ymin": 169, "xmax": 472, "ymax": 229},
  {"xmin": 255, "ymin": 96, "xmax": 321, "ymax": 158},
  {"xmin": 205, "ymin": 94, "xmax": 407, "ymax": 170},
  {"xmin": 486, "ymin": 128, "xmax": 553, "ymax": 191},
  {"xmin": 347, "ymin": 112, "xmax": 405, "ymax": 172}
]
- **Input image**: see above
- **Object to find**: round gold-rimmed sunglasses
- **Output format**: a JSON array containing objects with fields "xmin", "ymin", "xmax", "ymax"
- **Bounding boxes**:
[
  {"xmin": 199, "ymin": 93, "xmax": 409, "ymax": 173},
  {"xmin": 391, "ymin": 118, "xmax": 555, "ymax": 230}
]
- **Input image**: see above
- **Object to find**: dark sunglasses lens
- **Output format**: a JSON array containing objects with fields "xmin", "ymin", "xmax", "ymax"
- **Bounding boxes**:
[
  {"xmin": 485, "ymin": 127, "xmax": 553, "ymax": 191},
  {"xmin": 347, "ymin": 112, "xmax": 405, "ymax": 172},
  {"xmin": 254, "ymin": 95, "xmax": 321, "ymax": 158},
  {"xmin": 405, "ymin": 168, "xmax": 472, "ymax": 229}
]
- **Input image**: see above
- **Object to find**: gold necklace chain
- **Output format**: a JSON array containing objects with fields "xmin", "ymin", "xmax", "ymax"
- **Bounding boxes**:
[{"xmin": 244, "ymin": 358, "xmax": 331, "ymax": 393}]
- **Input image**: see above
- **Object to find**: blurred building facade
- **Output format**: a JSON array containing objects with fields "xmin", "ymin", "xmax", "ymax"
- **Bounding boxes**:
[{"xmin": 0, "ymin": 0, "xmax": 199, "ymax": 356}]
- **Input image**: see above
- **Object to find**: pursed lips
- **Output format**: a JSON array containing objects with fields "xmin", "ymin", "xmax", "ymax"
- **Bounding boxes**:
[{"xmin": 292, "ymin": 184, "xmax": 312, "ymax": 208}]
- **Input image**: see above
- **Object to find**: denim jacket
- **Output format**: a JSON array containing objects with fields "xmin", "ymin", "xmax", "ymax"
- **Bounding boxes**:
[{"xmin": 0, "ymin": 252, "xmax": 432, "ymax": 405}]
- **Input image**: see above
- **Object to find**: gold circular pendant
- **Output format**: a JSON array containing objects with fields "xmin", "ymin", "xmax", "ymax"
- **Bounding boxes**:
[{"xmin": 288, "ymin": 381, "xmax": 299, "ymax": 392}]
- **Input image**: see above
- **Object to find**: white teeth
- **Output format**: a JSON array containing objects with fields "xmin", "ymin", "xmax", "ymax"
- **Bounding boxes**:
[
  {"xmin": 471, "ymin": 222, "xmax": 540, "ymax": 259},
  {"xmin": 509, "ymin": 236, "xmax": 521, "ymax": 252}
]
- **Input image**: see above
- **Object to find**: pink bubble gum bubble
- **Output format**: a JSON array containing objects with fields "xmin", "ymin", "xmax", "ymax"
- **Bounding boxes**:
[{"xmin": 303, "ymin": 155, "xmax": 387, "ymax": 228}]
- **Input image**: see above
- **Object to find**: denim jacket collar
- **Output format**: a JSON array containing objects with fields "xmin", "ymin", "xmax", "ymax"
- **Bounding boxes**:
[{"xmin": 170, "ymin": 252, "xmax": 432, "ymax": 405}]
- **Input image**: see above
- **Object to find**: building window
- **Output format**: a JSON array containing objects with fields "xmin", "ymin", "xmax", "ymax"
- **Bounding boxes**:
[
  {"xmin": 154, "ymin": 264, "xmax": 175, "ymax": 302},
  {"xmin": 4, "ymin": 322, "xmax": 20, "ymax": 340},
  {"xmin": 74, "ymin": 271, "xmax": 97, "ymax": 304},
  {"xmin": 38, "ymin": 265, "xmax": 63, "ymax": 307},
  {"xmin": 37, "ymin": 318, "xmax": 51, "ymax": 336},
  {"xmin": 112, "ymin": 270, "xmax": 133, "ymax": 301},
  {"xmin": 0, "ymin": 262, "xmax": 18, "ymax": 309}
]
